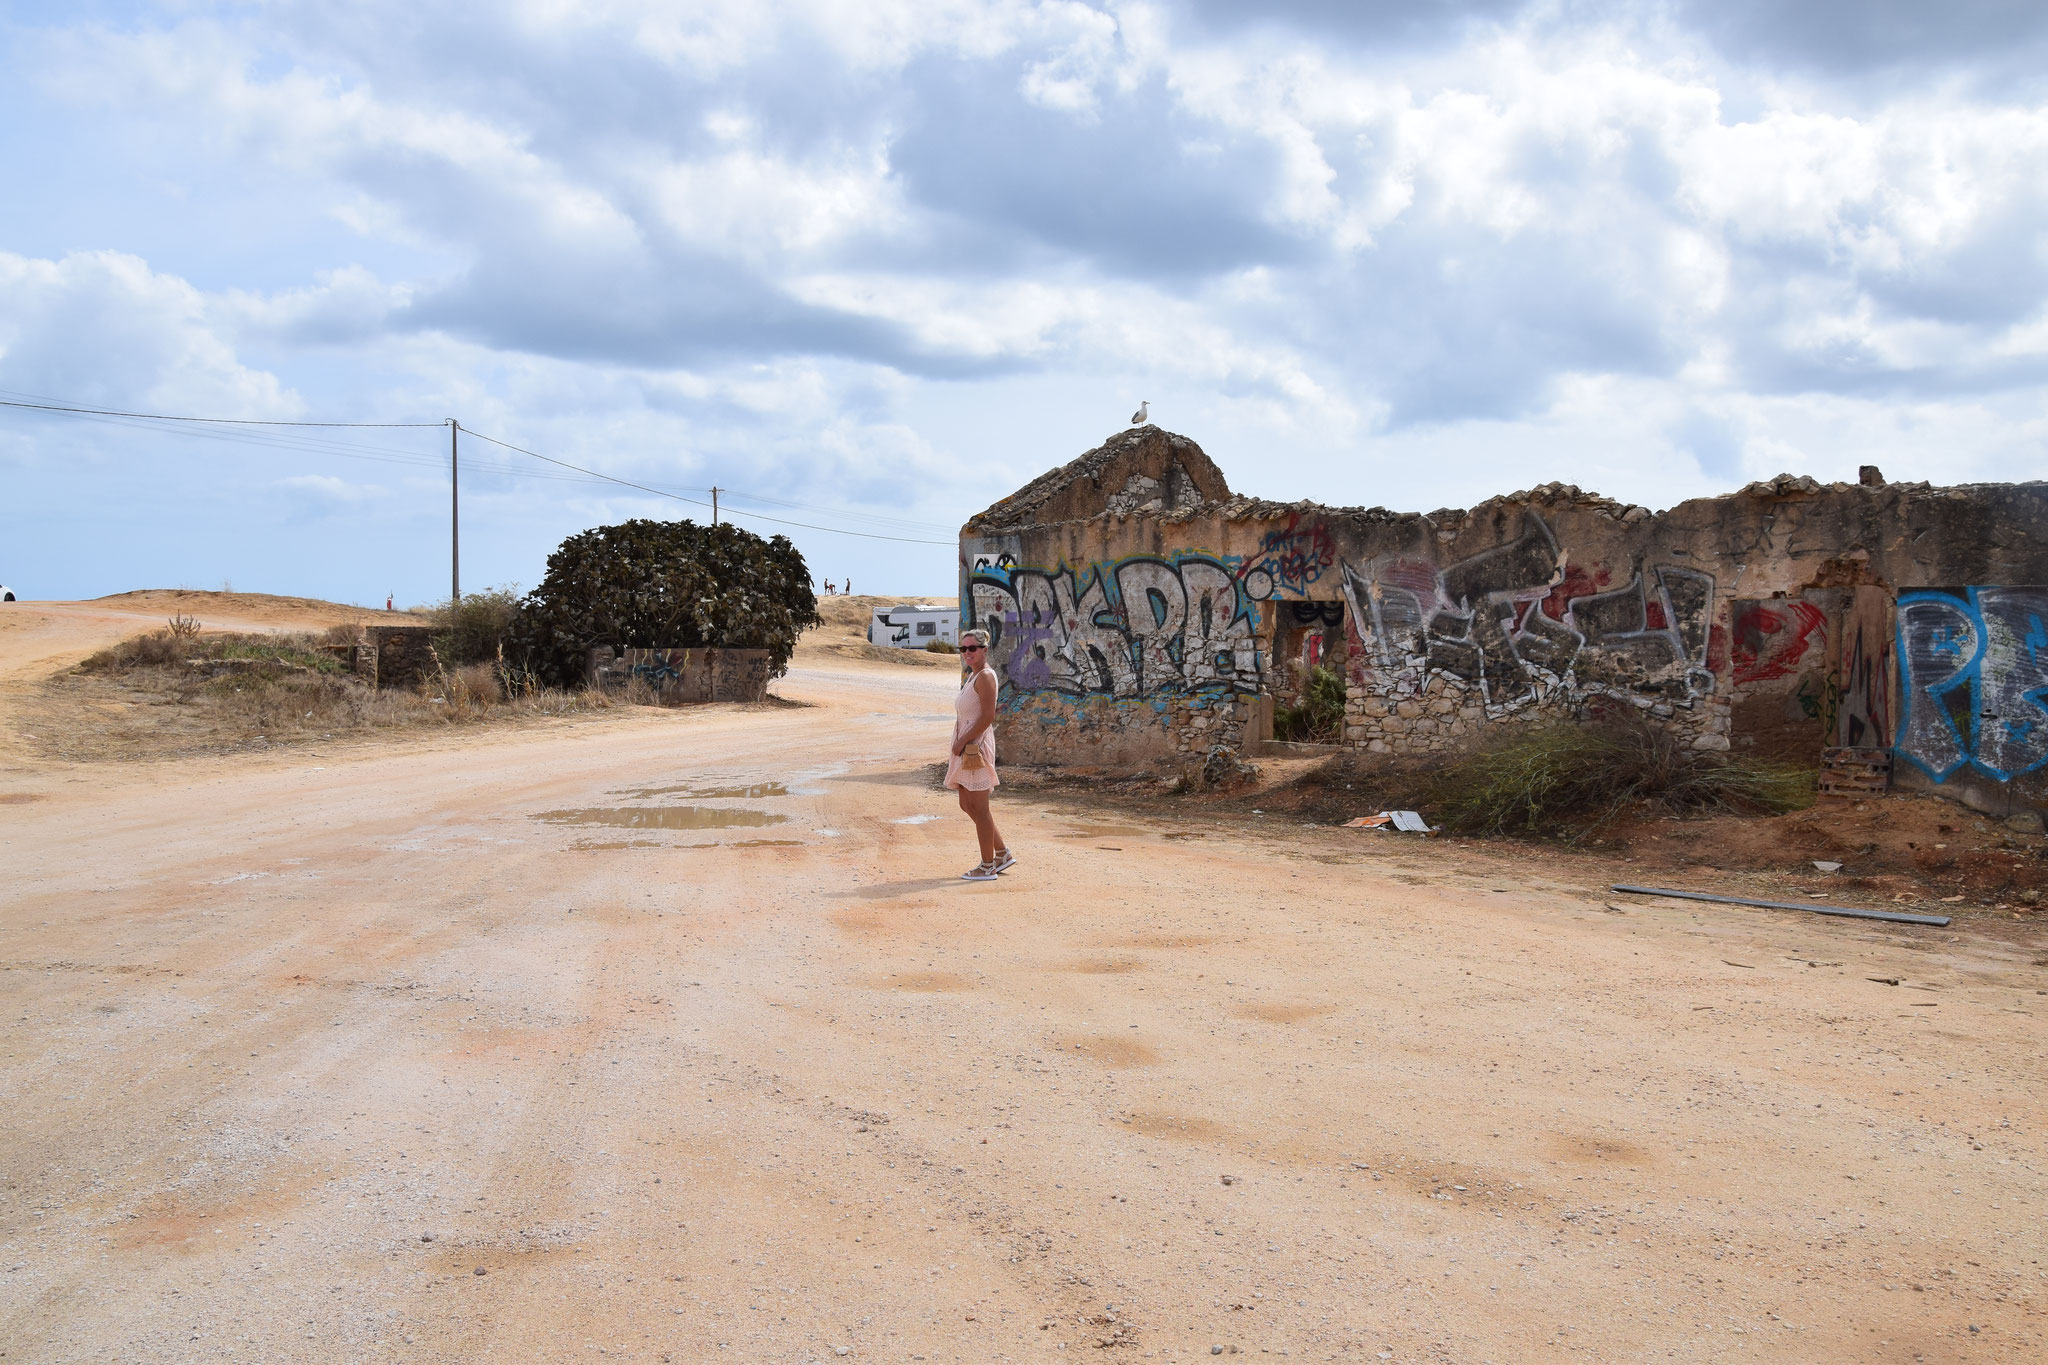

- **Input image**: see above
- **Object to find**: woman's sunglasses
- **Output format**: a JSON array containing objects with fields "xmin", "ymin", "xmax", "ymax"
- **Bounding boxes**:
[{"xmin": 961, "ymin": 644, "xmax": 985, "ymax": 652}]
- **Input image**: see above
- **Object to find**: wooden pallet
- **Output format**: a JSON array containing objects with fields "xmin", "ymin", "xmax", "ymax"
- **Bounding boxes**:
[{"xmin": 1818, "ymin": 746, "xmax": 1891, "ymax": 797}]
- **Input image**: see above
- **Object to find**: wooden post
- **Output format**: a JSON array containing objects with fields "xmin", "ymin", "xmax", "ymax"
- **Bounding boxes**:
[{"xmin": 450, "ymin": 419, "xmax": 461, "ymax": 604}]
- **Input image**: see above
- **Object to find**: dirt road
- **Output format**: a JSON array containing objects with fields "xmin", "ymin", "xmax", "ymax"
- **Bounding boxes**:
[{"xmin": 3, "ymin": 605, "xmax": 2044, "ymax": 1362}]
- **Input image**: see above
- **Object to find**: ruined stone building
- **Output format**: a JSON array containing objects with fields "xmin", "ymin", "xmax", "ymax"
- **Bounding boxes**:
[{"xmin": 960, "ymin": 426, "xmax": 2048, "ymax": 818}]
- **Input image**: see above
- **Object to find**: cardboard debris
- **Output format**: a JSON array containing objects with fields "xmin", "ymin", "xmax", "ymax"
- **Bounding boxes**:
[{"xmin": 1343, "ymin": 810, "xmax": 1437, "ymax": 834}]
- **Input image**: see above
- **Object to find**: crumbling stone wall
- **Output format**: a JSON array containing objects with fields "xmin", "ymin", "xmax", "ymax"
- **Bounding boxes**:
[
  {"xmin": 962, "ymin": 427, "xmax": 2048, "ymax": 814},
  {"xmin": 348, "ymin": 626, "xmax": 437, "ymax": 691}
]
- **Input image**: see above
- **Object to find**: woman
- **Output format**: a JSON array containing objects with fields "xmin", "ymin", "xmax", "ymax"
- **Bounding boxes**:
[{"xmin": 947, "ymin": 630, "xmax": 1012, "ymax": 881}]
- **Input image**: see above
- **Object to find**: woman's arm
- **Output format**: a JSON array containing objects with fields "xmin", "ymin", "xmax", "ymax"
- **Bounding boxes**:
[{"xmin": 954, "ymin": 670, "xmax": 999, "ymax": 754}]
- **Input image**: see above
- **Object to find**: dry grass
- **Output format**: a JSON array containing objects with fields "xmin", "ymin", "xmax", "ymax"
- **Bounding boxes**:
[
  {"xmin": 1422, "ymin": 716, "xmax": 1814, "ymax": 839},
  {"xmin": 37, "ymin": 624, "xmax": 630, "ymax": 761}
]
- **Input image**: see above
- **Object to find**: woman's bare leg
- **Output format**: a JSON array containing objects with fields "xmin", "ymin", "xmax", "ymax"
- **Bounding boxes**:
[
  {"xmin": 977, "ymin": 790, "xmax": 1007, "ymax": 861},
  {"xmin": 959, "ymin": 787, "xmax": 1000, "ymax": 864}
]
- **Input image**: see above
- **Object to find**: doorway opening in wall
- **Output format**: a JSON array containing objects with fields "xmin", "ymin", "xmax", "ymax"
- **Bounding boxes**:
[{"xmin": 1271, "ymin": 599, "xmax": 1348, "ymax": 743}]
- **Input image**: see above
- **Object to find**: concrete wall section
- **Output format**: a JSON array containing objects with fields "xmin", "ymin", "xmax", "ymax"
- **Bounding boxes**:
[
  {"xmin": 961, "ymin": 531, "xmax": 1264, "ymax": 767},
  {"xmin": 586, "ymin": 647, "xmax": 772, "ymax": 705},
  {"xmin": 1891, "ymin": 586, "xmax": 2048, "ymax": 817}
]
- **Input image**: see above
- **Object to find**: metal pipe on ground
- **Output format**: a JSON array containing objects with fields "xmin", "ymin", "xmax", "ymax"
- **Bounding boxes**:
[{"xmin": 1609, "ymin": 884, "xmax": 1951, "ymax": 928}]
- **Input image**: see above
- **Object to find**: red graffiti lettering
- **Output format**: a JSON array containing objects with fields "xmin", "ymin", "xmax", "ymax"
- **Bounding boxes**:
[
  {"xmin": 1732, "ymin": 600, "xmax": 1827, "ymax": 685},
  {"xmin": 1537, "ymin": 563, "xmax": 1612, "ymax": 622}
]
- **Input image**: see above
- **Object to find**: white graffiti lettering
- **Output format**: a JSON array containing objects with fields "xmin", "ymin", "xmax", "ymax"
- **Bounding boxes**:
[{"xmin": 967, "ymin": 558, "xmax": 1261, "ymax": 697}]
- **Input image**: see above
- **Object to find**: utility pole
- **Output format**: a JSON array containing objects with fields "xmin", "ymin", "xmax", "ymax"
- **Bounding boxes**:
[
  {"xmin": 711, "ymin": 485, "xmax": 720, "ymax": 526},
  {"xmin": 450, "ymin": 419, "xmax": 461, "ymax": 604}
]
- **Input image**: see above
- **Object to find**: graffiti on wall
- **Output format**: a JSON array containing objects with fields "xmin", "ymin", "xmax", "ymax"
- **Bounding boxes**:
[
  {"xmin": 1896, "ymin": 587, "xmax": 2048, "ymax": 781},
  {"xmin": 1836, "ymin": 593, "xmax": 1893, "ymax": 750},
  {"xmin": 1340, "ymin": 511, "xmax": 1717, "ymax": 707},
  {"xmin": 588, "ymin": 647, "xmax": 774, "ymax": 704},
  {"xmin": 1731, "ymin": 600, "xmax": 1828, "ymax": 686},
  {"xmin": 967, "ymin": 555, "xmax": 1262, "ymax": 698},
  {"xmin": 1237, "ymin": 514, "xmax": 1336, "ymax": 600}
]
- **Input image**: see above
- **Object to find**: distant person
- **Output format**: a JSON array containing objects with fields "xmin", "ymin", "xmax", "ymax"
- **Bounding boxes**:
[
  {"xmin": 824, "ymin": 579, "xmax": 835, "ymax": 595},
  {"xmin": 844, "ymin": 578, "xmax": 852, "ymax": 596},
  {"xmin": 947, "ymin": 629, "xmax": 1011, "ymax": 881},
  {"xmin": 385, "ymin": 594, "xmax": 393, "ymax": 612}
]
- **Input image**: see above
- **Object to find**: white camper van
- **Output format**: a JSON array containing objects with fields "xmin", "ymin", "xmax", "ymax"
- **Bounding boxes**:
[
  {"xmin": 868, "ymin": 604, "xmax": 958, "ymax": 649},
  {"xmin": 0, "ymin": 586, "xmax": 15, "ymax": 602}
]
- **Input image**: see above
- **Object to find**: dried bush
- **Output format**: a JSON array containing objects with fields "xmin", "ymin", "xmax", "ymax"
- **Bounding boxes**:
[
  {"xmin": 924, "ymin": 638, "xmax": 959, "ymax": 654},
  {"xmin": 81, "ymin": 630, "xmax": 188, "ymax": 672},
  {"xmin": 505, "ymin": 518, "xmax": 820, "ymax": 688},
  {"xmin": 1424, "ymin": 715, "xmax": 1813, "ymax": 839},
  {"xmin": 166, "ymin": 613, "xmax": 202, "ymax": 639},
  {"xmin": 437, "ymin": 662, "xmax": 504, "ymax": 719},
  {"xmin": 422, "ymin": 586, "xmax": 522, "ymax": 666}
]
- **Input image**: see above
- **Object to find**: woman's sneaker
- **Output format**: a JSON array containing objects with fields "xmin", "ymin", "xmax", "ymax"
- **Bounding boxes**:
[
  {"xmin": 990, "ymin": 849, "xmax": 1016, "ymax": 875},
  {"xmin": 960, "ymin": 862, "xmax": 1000, "ymax": 881}
]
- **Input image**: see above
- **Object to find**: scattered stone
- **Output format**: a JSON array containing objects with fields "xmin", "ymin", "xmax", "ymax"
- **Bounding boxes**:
[
  {"xmin": 473, "ymin": 1266, "xmax": 487, "ymax": 1276},
  {"xmin": 1812, "ymin": 861, "xmax": 1842, "ymax": 873},
  {"xmin": 1220, "ymin": 1175, "xmax": 1236, "ymax": 1185}
]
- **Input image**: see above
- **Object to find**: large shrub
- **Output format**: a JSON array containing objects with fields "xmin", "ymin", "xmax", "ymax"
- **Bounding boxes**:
[{"xmin": 506, "ymin": 518, "xmax": 821, "ymax": 687}]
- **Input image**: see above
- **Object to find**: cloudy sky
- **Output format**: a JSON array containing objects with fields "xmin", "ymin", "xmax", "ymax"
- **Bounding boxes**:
[{"xmin": 3, "ymin": 0, "xmax": 2045, "ymax": 603}]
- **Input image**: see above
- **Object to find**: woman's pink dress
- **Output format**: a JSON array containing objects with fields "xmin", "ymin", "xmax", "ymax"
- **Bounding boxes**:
[{"xmin": 944, "ymin": 666, "xmax": 999, "ymax": 792}]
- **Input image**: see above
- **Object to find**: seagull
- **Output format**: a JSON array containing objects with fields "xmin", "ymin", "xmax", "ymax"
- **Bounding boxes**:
[{"xmin": 1129, "ymin": 400, "xmax": 1149, "ymax": 425}]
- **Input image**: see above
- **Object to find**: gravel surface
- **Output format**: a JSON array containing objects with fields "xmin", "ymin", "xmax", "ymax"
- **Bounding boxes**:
[{"xmin": 2, "ymin": 602, "xmax": 2043, "ymax": 1362}]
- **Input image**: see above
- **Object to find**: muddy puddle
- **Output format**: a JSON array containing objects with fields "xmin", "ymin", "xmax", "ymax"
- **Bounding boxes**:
[
  {"xmin": 613, "ymin": 782, "xmax": 790, "ymax": 800},
  {"xmin": 536, "ymin": 806, "xmax": 789, "ymax": 831}
]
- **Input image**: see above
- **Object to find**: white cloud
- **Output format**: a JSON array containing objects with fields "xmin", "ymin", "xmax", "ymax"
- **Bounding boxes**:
[
  {"xmin": 0, "ymin": 250, "xmax": 298, "ymax": 417},
  {"xmin": 7, "ymin": 1, "xmax": 2048, "ymax": 601}
]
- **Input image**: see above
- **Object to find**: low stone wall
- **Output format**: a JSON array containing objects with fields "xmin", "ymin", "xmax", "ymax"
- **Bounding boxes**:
[{"xmin": 585, "ymin": 647, "xmax": 772, "ymax": 704}]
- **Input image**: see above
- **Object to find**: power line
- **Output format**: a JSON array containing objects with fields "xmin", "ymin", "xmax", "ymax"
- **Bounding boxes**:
[
  {"xmin": 1, "ymin": 389, "xmax": 961, "ymax": 546},
  {"xmin": 714, "ymin": 484, "xmax": 958, "ymax": 533},
  {"xmin": 458, "ymin": 426, "xmax": 955, "ymax": 545},
  {"xmin": 0, "ymin": 396, "xmax": 443, "ymax": 428}
]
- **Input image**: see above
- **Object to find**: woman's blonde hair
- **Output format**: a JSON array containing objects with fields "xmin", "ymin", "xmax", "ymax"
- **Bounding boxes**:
[{"xmin": 959, "ymin": 628, "xmax": 991, "ymax": 649}]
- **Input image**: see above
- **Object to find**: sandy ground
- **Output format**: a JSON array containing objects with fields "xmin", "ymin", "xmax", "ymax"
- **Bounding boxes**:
[{"xmin": 3, "ymin": 598, "xmax": 2045, "ymax": 1363}]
